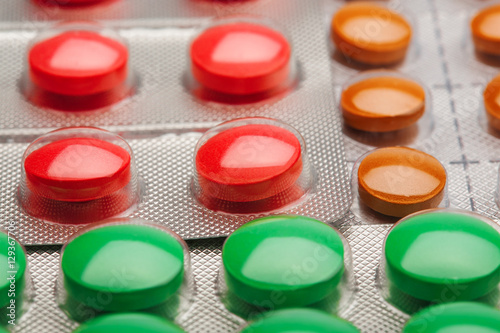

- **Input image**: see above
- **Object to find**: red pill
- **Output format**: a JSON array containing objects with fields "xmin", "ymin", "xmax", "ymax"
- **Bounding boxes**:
[
  {"xmin": 53, "ymin": 0, "xmax": 107, "ymax": 4},
  {"xmin": 36, "ymin": 0, "xmax": 108, "ymax": 4},
  {"xmin": 196, "ymin": 124, "xmax": 303, "ymax": 202},
  {"xmin": 66, "ymin": 0, "xmax": 108, "ymax": 3},
  {"xmin": 24, "ymin": 138, "xmax": 131, "ymax": 202},
  {"xmin": 190, "ymin": 22, "xmax": 291, "ymax": 95},
  {"xmin": 29, "ymin": 30, "xmax": 128, "ymax": 96}
]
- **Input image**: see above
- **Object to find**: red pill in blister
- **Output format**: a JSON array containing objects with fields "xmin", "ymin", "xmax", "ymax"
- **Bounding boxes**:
[
  {"xmin": 196, "ymin": 124, "xmax": 303, "ymax": 202},
  {"xmin": 34, "ymin": 0, "xmax": 110, "ymax": 5},
  {"xmin": 190, "ymin": 22, "xmax": 291, "ymax": 96},
  {"xmin": 24, "ymin": 138, "xmax": 131, "ymax": 202},
  {"xmin": 29, "ymin": 30, "xmax": 128, "ymax": 96},
  {"xmin": 65, "ymin": 0, "xmax": 110, "ymax": 3}
]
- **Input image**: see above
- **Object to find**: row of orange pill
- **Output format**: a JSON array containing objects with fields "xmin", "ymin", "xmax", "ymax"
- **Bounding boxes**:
[{"xmin": 335, "ymin": 3, "xmax": 500, "ymax": 134}]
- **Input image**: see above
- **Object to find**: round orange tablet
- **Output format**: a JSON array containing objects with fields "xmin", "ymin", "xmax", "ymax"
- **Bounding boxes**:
[
  {"xmin": 331, "ymin": 3, "xmax": 412, "ymax": 66},
  {"xmin": 484, "ymin": 74, "xmax": 500, "ymax": 131},
  {"xmin": 471, "ymin": 5, "xmax": 500, "ymax": 56},
  {"xmin": 357, "ymin": 147, "xmax": 446, "ymax": 217},
  {"xmin": 341, "ymin": 75, "xmax": 425, "ymax": 132}
]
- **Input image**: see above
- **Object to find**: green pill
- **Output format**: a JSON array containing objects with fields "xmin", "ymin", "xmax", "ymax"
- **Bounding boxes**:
[
  {"xmin": 0, "ymin": 231, "xmax": 27, "ymax": 325},
  {"xmin": 403, "ymin": 302, "xmax": 500, "ymax": 332},
  {"xmin": 61, "ymin": 223, "xmax": 185, "ymax": 312},
  {"xmin": 72, "ymin": 313, "xmax": 186, "ymax": 333},
  {"xmin": 384, "ymin": 210, "xmax": 500, "ymax": 302},
  {"xmin": 222, "ymin": 215, "xmax": 345, "ymax": 308},
  {"xmin": 240, "ymin": 308, "xmax": 359, "ymax": 332}
]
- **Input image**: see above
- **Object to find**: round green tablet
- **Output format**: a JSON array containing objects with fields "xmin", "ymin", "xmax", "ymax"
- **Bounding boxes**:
[
  {"xmin": 0, "ymin": 327, "xmax": 9, "ymax": 333},
  {"xmin": 241, "ymin": 308, "xmax": 359, "ymax": 332},
  {"xmin": 384, "ymin": 210, "xmax": 500, "ymax": 302},
  {"xmin": 72, "ymin": 313, "xmax": 186, "ymax": 333},
  {"xmin": 222, "ymin": 216, "xmax": 345, "ymax": 308},
  {"xmin": 0, "ymin": 231, "xmax": 27, "ymax": 308},
  {"xmin": 61, "ymin": 223, "xmax": 185, "ymax": 311},
  {"xmin": 403, "ymin": 302, "xmax": 500, "ymax": 333}
]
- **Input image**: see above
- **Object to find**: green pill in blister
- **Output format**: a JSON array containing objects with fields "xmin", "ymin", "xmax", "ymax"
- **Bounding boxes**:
[
  {"xmin": 384, "ymin": 210, "xmax": 500, "ymax": 302},
  {"xmin": 403, "ymin": 302, "xmax": 500, "ymax": 332},
  {"xmin": 240, "ymin": 308, "xmax": 359, "ymax": 332},
  {"xmin": 0, "ymin": 231, "xmax": 27, "ymax": 325},
  {"xmin": 72, "ymin": 313, "xmax": 186, "ymax": 333},
  {"xmin": 61, "ymin": 223, "xmax": 185, "ymax": 312},
  {"xmin": 222, "ymin": 215, "xmax": 346, "ymax": 308}
]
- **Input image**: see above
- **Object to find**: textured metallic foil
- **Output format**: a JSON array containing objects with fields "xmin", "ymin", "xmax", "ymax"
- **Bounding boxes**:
[
  {"xmin": 1, "ymin": 0, "xmax": 499, "ymax": 332},
  {"xmin": 0, "ymin": 0, "xmax": 350, "ymax": 245}
]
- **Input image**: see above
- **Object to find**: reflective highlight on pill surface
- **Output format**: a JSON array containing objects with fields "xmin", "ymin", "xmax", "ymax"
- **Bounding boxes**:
[
  {"xmin": 191, "ymin": 22, "xmax": 291, "ymax": 95},
  {"xmin": 357, "ymin": 147, "xmax": 446, "ymax": 217}
]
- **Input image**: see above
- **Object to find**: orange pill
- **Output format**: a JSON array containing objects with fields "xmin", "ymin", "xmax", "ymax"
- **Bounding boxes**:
[
  {"xmin": 341, "ymin": 76, "xmax": 425, "ymax": 132},
  {"xmin": 484, "ymin": 74, "xmax": 500, "ymax": 131},
  {"xmin": 357, "ymin": 147, "xmax": 446, "ymax": 217},
  {"xmin": 471, "ymin": 5, "xmax": 500, "ymax": 56},
  {"xmin": 331, "ymin": 3, "xmax": 412, "ymax": 65}
]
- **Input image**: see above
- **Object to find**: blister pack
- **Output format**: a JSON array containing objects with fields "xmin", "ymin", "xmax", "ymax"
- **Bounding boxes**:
[{"xmin": 0, "ymin": 0, "xmax": 500, "ymax": 332}]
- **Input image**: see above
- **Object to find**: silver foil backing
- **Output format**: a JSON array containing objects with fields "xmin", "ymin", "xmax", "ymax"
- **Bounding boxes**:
[
  {"xmin": 1, "ymin": 0, "xmax": 500, "ymax": 332},
  {"xmin": 18, "ymin": 226, "xmax": 409, "ymax": 333},
  {"xmin": 0, "ymin": 0, "xmax": 351, "ymax": 245}
]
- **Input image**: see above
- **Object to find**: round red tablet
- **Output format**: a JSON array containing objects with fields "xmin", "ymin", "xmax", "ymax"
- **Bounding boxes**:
[
  {"xmin": 35, "ymin": 0, "xmax": 108, "ymax": 4},
  {"xmin": 46, "ymin": 0, "xmax": 107, "ymax": 4},
  {"xmin": 190, "ymin": 22, "xmax": 292, "ymax": 96},
  {"xmin": 65, "ymin": 0, "xmax": 108, "ymax": 3},
  {"xmin": 196, "ymin": 124, "xmax": 303, "ymax": 202},
  {"xmin": 29, "ymin": 30, "xmax": 128, "ymax": 96},
  {"xmin": 24, "ymin": 137, "xmax": 131, "ymax": 202}
]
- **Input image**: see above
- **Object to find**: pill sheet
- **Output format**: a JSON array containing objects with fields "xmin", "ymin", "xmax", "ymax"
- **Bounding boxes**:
[
  {"xmin": 1, "ymin": 0, "xmax": 500, "ymax": 332},
  {"xmin": 19, "ymin": 226, "xmax": 407, "ymax": 333},
  {"xmin": 0, "ymin": 0, "xmax": 350, "ymax": 245}
]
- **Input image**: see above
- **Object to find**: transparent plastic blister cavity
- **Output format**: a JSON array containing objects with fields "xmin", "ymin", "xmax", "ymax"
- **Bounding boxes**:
[
  {"xmin": 440, "ymin": 1, "xmax": 500, "ymax": 86},
  {"xmin": 21, "ymin": 21, "xmax": 136, "ymax": 112},
  {"xmin": 192, "ymin": 117, "xmax": 315, "ymax": 214},
  {"xmin": 468, "ymin": 3, "xmax": 500, "ymax": 71},
  {"xmin": 480, "ymin": 72, "xmax": 500, "ymax": 136},
  {"xmin": 55, "ymin": 218, "xmax": 194, "ymax": 323},
  {"xmin": 402, "ymin": 302, "xmax": 500, "ymax": 332},
  {"xmin": 340, "ymin": 69, "xmax": 434, "ymax": 151},
  {"xmin": 0, "ymin": 0, "xmax": 500, "ymax": 332},
  {"xmin": 350, "ymin": 147, "xmax": 449, "ymax": 224},
  {"xmin": 378, "ymin": 209, "xmax": 500, "ymax": 315},
  {"xmin": 324, "ymin": 0, "xmax": 428, "ymax": 84},
  {"xmin": 237, "ymin": 308, "xmax": 360, "ymax": 333},
  {"xmin": 216, "ymin": 216, "xmax": 355, "ymax": 321},
  {"xmin": 186, "ymin": 16, "xmax": 298, "ymax": 105},
  {"xmin": 0, "ymin": 229, "xmax": 34, "ymax": 327},
  {"xmin": 18, "ymin": 127, "xmax": 142, "ymax": 225}
]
